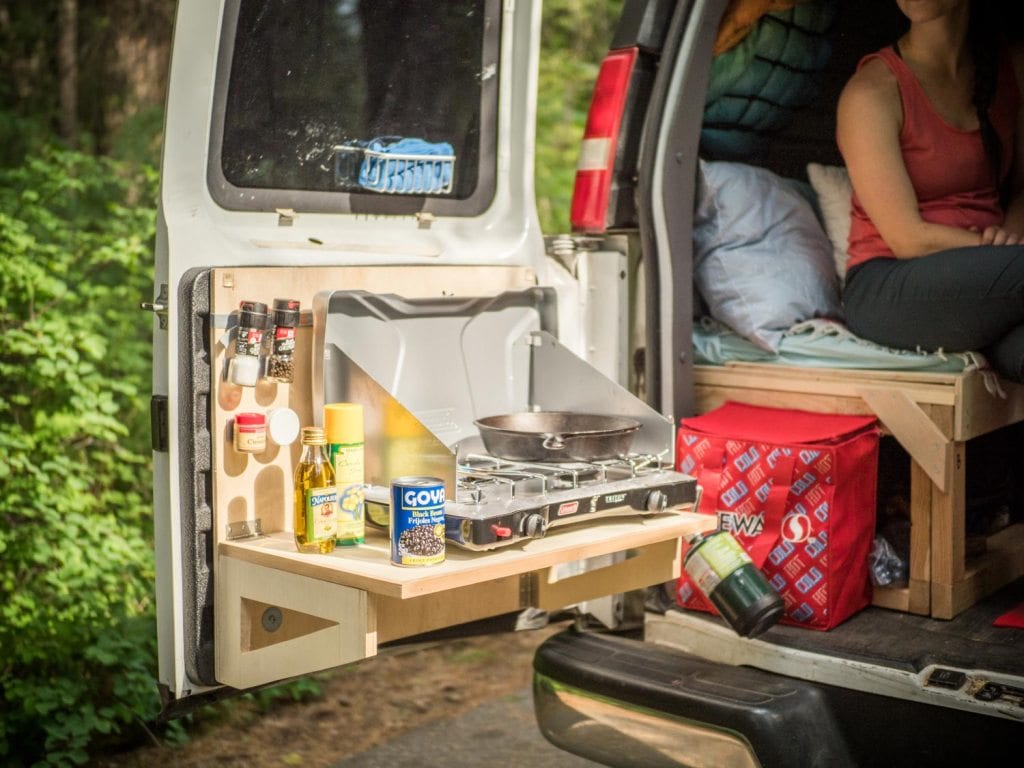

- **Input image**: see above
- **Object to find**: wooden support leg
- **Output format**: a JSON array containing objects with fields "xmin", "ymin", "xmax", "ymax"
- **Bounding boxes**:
[
  {"xmin": 906, "ymin": 461, "xmax": 932, "ymax": 615},
  {"xmin": 930, "ymin": 441, "xmax": 966, "ymax": 620}
]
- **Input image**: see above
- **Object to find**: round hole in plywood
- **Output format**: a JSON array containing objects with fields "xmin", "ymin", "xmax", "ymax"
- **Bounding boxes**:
[
  {"xmin": 254, "ymin": 377, "xmax": 278, "ymax": 407},
  {"xmin": 254, "ymin": 464, "xmax": 288, "ymax": 534},
  {"xmin": 227, "ymin": 495, "xmax": 249, "ymax": 533},
  {"xmin": 218, "ymin": 379, "xmax": 244, "ymax": 411},
  {"xmin": 254, "ymin": 440, "xmax": 281, "ymax": 465}
]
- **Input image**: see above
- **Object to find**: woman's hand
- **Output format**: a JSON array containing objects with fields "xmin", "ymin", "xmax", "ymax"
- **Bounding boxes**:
[{"xmin": 976, "ymin": 225, "xmax": 1022, "ymax": 246}]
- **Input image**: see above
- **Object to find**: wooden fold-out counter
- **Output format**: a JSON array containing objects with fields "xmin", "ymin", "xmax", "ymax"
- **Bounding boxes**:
[
  {"xmin": 206, "ymin": 266, "xmax": 706, "ymax": 690},
  {"xmin": 215, "ymin": 512, "xmax": 706, "ymax": 690},
  {"xmin": 694, "ymin": 361, "xmax": 1024, "ymax": 620}
]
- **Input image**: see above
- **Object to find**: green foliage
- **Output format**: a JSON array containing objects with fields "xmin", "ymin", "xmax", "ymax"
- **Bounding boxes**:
[
  {"xmin": 0, "ymin": 147, "xmax": 159, "ymax": 766},
  {"xmin": 535, "ymin": 0, "xmax": 623, "ymax": 233},
  {"xmin": 108, "ymin": 106, "xmax": 167, "ymax": 169}
]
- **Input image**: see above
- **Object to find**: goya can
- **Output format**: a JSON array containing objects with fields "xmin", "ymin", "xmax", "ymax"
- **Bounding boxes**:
[
  {"xmin": 390, "ymin": 477, "xmax": 445, "ymax": 567},
  {"xmin": 683, "ymin": 530, "xmax": 784, "ymax": 638}
]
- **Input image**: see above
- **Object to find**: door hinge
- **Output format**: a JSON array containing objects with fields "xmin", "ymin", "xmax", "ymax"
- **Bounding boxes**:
[
  {"xmin": 150, "ymin": 394, "xmax": 169, "ymax": 452},
  {"xmin": 519, "ymin": 571, "xmax": 537, "ymax": 607},
  {"xmin": 141, "ymin": 283, "xmax": 169, "ymax": 329}
]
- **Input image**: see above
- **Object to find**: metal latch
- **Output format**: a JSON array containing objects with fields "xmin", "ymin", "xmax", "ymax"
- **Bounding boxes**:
[
  {"xmin": 150, "ymin": 395, "xmax": 169, "ymax": 452},
  {"xmin": 140, "ymin": 284, "xmax": 169, "ymax": 329}
]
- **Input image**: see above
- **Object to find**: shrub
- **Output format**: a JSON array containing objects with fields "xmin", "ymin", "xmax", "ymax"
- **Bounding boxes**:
[{"xmin": 0, "ymin": 147, "xmax": 159, "ymax": 766}]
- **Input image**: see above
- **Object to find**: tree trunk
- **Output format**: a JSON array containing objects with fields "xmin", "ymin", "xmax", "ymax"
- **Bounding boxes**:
[{"xmin": 57, "ymin": 0, "xmax": 78, "ymax": 144}]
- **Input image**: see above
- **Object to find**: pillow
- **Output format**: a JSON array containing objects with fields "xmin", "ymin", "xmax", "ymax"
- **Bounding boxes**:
[
  {"xmin": 806, "ymin": 162, "xmax": 853, "ymax": 280},
  {"xmin": 694, "ymin": 160, "xmax": 842, "ymax": 352}
]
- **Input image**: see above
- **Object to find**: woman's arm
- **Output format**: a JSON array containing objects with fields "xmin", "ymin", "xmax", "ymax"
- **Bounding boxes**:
[
  {"xmin": 998, "ymin": 44, "xmax": 1024, "ymax": 237},
  {"xmin": 837, "ymin": 59, "xmax": 982, "ymax": 258}
]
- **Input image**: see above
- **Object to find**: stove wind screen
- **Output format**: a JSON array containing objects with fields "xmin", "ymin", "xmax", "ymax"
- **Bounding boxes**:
[{"xmin": 315, "ymin": 288, "xmax": 557, "ymax": 452}]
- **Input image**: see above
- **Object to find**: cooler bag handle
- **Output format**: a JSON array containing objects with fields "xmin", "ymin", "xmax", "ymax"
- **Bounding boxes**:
[
  {"xmin": 744, "ymin": 450, "xmax": 796, "ymax": 569},
  {"xmin": 695, "ymin": 438, "xmax": 727, "ymax": 516}
]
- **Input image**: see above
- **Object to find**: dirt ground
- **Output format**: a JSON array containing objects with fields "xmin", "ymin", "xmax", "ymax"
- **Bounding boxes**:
[{"xmin": 92, "ymin": 624, "xmax": 567, "ymax": 768}]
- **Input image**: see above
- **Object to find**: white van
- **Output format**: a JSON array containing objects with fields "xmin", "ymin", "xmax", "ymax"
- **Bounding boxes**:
[{"xmin": 152, "ymin": 1, "xmax": 1024, "ymax": 763}]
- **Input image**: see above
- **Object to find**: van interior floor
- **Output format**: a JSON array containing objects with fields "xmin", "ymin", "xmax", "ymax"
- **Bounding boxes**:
[{"xmin": 648, "ymin": 577, "xmax": 1024, "ymax": 681}]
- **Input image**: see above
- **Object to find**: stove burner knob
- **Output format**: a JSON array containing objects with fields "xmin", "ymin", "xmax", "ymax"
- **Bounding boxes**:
[
  {"xmin": 522, "ymin": 513, "xmax": 547, "ymax": 539},
  {"xmin": 645, "ymin": 490, "xmax": 668, "ymax": 512},
  {"xmin": 491, "ymin": 524, "xmax": 513, "ymax": 540}
]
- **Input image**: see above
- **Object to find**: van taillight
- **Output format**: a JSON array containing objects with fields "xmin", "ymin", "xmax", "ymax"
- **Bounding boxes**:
[{"xmin": 570, "ymin": 47, "xmax": 638, "ymax": 234}]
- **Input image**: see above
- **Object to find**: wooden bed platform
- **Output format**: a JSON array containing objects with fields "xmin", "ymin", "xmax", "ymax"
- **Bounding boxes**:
[{"xmin": 694, "ymin": 362, "xmax": 1024, "ymax": 619}]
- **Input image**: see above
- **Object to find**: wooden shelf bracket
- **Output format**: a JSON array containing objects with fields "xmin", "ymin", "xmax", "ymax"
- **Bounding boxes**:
[{"xmin": 216, "ymin": 554, "xmax": 375, "ymax": 690}]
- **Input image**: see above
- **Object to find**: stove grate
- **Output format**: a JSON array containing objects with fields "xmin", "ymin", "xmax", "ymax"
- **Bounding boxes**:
[{"xmin": 455, "ymin": 452, "xmax": 671, "ymax": 505}]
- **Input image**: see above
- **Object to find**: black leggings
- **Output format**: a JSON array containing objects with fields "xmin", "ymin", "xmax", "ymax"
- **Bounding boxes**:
[{"xmin": 842, "ymin": 245, "xmax": 1024, "ymax": 382}]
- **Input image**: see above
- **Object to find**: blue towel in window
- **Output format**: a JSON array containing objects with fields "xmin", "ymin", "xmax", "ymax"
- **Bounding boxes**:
[{"xmin": 360, "ymin": 138, "xmax": 455, "ymax": 194}]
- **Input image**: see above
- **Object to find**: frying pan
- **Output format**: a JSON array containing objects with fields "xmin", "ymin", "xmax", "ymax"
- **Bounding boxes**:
[{"xmin": 474, "ymin": 411, "xmax": 641, "ymax": 462}]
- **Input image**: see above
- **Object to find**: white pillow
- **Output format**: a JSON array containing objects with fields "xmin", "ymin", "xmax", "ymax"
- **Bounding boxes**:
[
  {"xmin": 807, "ymin": 162, "xmax": 853, "ymax": 280},
  {"xmin": 694, "ymin": 160, "xmax": 843, "ymax": 353}
]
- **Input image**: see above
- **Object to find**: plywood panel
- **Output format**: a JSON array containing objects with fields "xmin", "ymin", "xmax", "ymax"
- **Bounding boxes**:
[
  {"xmin": 534, "ymin": 538, "xmax": 681, "ymax": 610},
  {"xmin": 210, "ymin": 265, "xmax": 536, "ymax": 548},
  {"xmin": 374, "ymin": 576, "xmax": 524, "ymax": 643}
]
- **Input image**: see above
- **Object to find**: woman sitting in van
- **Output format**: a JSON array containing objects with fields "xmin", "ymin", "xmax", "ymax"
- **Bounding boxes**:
[{"xmin": 838, "ymin": 0, "xmax": 1024, "ymax": 380}]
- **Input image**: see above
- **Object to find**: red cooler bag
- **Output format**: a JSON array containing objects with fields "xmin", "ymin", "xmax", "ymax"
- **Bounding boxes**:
[{"xmin": 676, "ymin": 402, "xmax": 880, "ymax": 630}]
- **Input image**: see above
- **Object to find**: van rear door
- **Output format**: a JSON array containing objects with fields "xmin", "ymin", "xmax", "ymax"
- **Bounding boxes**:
[{"xmin": 152, "ymin": 0, "xmax": 699, "ymax": 714}]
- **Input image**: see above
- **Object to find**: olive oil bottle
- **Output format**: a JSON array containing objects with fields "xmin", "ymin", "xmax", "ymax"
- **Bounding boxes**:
[{"xmin": 293, "ymin": 427, "xmax": 338, "ymax": 554}]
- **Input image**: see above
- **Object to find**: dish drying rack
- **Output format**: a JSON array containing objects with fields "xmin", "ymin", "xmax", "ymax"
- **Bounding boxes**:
[{"xmin": 333, "ymin": 139, "xmax": 455, "ymax": 195}]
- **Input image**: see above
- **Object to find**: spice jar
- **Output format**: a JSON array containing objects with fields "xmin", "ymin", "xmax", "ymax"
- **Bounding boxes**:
[
  {"xmin": 267, "ymin": 298, "xmax": 300, "ymax": 383},
  {"xmin": 233, "ymin": 412, "xmax": 267, "ymax": 453},
  {"xmin": 228, "ymin": 300, "xmax": 268, "ymax": 387}
]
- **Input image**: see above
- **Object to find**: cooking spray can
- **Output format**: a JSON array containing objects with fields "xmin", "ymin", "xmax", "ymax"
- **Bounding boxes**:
[
  {"xmin": 324, "ymin": 403, "xmax": 365, "ymax": 545},
  {"xmin": 683, "ymin": 530, "xmax": 784, "ymax": 638}
]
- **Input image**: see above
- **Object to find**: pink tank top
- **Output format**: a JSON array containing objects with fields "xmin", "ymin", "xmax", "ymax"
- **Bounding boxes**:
[{"xmin": 845, "ymin": 46, "xmax": 1020, "ymax": 270}]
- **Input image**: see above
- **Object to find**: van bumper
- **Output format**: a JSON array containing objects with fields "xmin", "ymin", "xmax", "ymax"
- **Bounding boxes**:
[{"xmin": 532, "ymin": 629, "xmax": 854, "ymax": 768}]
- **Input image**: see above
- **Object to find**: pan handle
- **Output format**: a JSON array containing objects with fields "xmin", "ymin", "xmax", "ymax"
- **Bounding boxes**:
[{"xmin": 541, "ymin": 434, "xmax": 566, "ymax": 451}]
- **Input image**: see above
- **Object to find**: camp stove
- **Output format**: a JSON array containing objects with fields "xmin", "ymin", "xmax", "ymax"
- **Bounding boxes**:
[
  {"xmin": 364, "ymin": 450, "xmax": 697, "ymax": 550},
  {"xmin": 314, "ymin": 287, "xmax": 697, "ymax": 551}
]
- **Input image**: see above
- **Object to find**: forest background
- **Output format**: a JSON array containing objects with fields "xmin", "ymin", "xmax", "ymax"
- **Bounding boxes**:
[{"xmin": 0, "ymin": 1, "xmax": 622, "ymax": 765}]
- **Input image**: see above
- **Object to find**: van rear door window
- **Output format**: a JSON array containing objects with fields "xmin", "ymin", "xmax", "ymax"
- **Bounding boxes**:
[{"xmin": 212, "ymin": 0, "xmax": 497, "ymax": 212}]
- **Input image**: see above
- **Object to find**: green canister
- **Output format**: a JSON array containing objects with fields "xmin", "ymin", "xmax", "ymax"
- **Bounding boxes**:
[{"xmin": 683, "ymin": 530, "xmax": 784, "ymax": 638}]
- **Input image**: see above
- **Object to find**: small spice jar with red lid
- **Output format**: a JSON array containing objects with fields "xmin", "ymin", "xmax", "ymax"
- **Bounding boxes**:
[{"xmin": 233, "ymin": 412, "xmax": 267, "ymax": 453}]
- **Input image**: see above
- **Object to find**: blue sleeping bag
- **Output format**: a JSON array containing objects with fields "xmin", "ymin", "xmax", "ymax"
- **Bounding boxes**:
[{"xmin": 701, "ymin": 0, "xmax": 838, "ymax": 159}]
